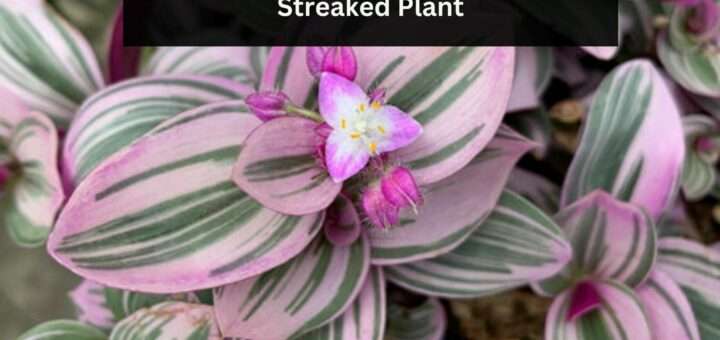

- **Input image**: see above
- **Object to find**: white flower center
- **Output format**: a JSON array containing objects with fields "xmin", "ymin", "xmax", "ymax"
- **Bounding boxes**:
[{"xmin": 340, "ymin": 101, "xmax": 386, "ymax": 155}]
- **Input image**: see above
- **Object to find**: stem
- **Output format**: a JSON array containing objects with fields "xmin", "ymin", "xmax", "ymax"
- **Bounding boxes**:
[{"xmin": 287, "ymin": 105, "xmax": 324, "ymax": 122}]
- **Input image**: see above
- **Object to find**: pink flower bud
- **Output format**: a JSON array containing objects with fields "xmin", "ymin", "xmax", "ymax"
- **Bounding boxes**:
[
  {"xmin": 687, "ymin": 0, "xmax": 720, "ymax": 36},
  {"xmin": 381, "ymin": 166, "xmax": 423, "ymax": 211},
  {"xmin": 362, "ymin": 186, "xmax": 399, "ymax": 229},
  {"xmin": 245, "ymin": 91, "xmax": 290, "ymax": 122},
  {"xmin": 307, "ymin": 47, "xmax": 329, "ymax": 77},
  {"xmin": 306, "ymin": 47, "xmax": 358, "ymax": 81},
  {"xmin": 322, "ymin": 47, "xmax": 358, "ymax": 81}
]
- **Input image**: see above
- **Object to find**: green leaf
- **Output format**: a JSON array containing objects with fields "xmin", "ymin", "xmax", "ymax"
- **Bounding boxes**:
[
  {"xmin": 109, "ymin": 302, "xmax": 217, "ymax": 340},
  {"xmin": 18, "ymin": 320, "xmax": 106, "ymax": 340},
  {"xmin": 384, "ymin": 298, "xmax": 446, "ymax": 340}
]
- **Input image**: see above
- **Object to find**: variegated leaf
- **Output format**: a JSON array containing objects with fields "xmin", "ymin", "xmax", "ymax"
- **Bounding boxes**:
[
  {"xmin": 384, "ymin": 297, "xmax": 446, "ymax": 340},
  {"xmin": 103, "ymin": 287, "xmax": 168, "ymax": 323},
  {"xmin": 109, "ymin": 302, "xmax": 218, "ymax": 340},
  {"xmin": 658, "ymin": 238, "xmax": 720, "ymax": 340},
  {"xmin": 1, "ymin": 107, "xmax": 64, "ymax": 247},
  {"xmin": 368, "ymin": 126, "xmax": 536, "ymax": 265},
  {"xmin": 536, "ymin": 191, "xmax": 656, "ymax": 296},
  {"xmin": 213, "ymin": 235, "xmax": 370, "ymax": 340},
  {"xmin": 682, "ymin": 115, "xmax": 717, "ymax": 201},
  {"xmin": 262, "ymin": 47, "xmax": 515, "ymax": 185},
  {"xmin": 232, "ymin": 117, "xmax": 342, "ymax": 215},
  {"xmin": 143, "ymin": 47, "xmax": 269, "ymax": 89},
  {"xmin": 63, "ymin": 75, "xmax": 251, "ymax": 185},
  {"xmin": 561, "ymin": 60, "xmax": 685, "ymax": 221},
  {"xmin": 545, "ymin": 280, "xmax": 652, "ymax": 340},
  {"xmin": 296, "ymin": 267, "xmax": 386, "ymax": 340},
  {"xmin": 385, "ymin": 190, "xmax": 571, "ymax": 298},
  {"xmin": 636, "ymin": 270, "xmax": 701, "ymax": 340},
  {"xmin": 0, "ymin": 0, "xmax": 104, "ymax": 128},
  {"xmin": 506, "ymin": 168, "xmax": 560, "ymax": 214},
  {"xmin": 48, "ymin": 102, "xmax": 324, "ymax": 293},
  {"xmin": 18, "ymin": 320, "xmax": 106, "ymax": 340},
  {"xmin": 657, "ymin": 9, "xmax": 720, "ymax": 97},
  {"xmin": 507, "ymin": 47, "xmax": 554, "ymax": 112},
  {"xmin": 69, "ymin": 280, "xmax": 115, "ymax": 330}
]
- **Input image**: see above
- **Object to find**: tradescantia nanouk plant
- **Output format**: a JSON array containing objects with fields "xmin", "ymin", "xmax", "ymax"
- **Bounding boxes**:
[{"xmin": 4, "ymin": 0, "xmax": 720, "ymax": 339}]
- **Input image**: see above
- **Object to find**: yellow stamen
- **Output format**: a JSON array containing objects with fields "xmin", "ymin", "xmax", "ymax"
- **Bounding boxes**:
[
  {"xmin": 377, "ymin": 125, "xmax": 386, "ymax": 134},
  {"xmin": 340, "ymin": 119, "xmax": 347, "ymax": 129},
  {"xmin": 369, "ymin": 142, "xmax": 377, "ymax": 154},
  {"xmin": 350, "ymin": 132, "xmax": 361, "ymax": 140},
  {"xmin": 371, "ymin": 101, "xmax": 381, "ymax": 110},
  {"xmin": 358, "ymin": 103, "xmax": 366, "ymax": 112}
]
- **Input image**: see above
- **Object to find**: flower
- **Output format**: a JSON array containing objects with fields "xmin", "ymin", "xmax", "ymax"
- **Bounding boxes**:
[
  {"xmin": 245, "ymin": 91, "xmax": 291, "ymax": 121},
  {"xmin": 307, "ymin": 46, "xmax": 358, "ymax": 80},
  {"xmin": 319, "ymin": 72, "xmax": 422, "ymax": 182}
]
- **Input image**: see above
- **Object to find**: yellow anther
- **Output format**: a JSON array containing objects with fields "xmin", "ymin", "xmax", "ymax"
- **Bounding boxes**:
[
  {"xmin": 371, "ymin": 101, "xmax": 381, "ymax": 110},
  {"xmin": 350, "ymin": 132, "xmax": 361, "ymax": 140},
  {"xmin": 340, "ymin": 119, "xmax": 347, "ymax": 129},
  {"xmin": 358, "ymin": 103, "xmax": 366, "ymax": 112},
  {"xmin": 369, "ymin": 142, "xmax": 377, "ymax": 154},
  {"xmin": 377, "ymin": 125, "xmax": 386, "ymax": 134}
]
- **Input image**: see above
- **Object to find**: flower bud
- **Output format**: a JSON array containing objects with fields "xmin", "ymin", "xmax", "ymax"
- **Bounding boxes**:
[
  {"xmin": 381, "ymin": 166, "xmax": 423, "ymax": 212},
  {"xmin": 306, "ymin": 47, "xmax": 358, "ymax": 81},
  {"xmin": 245, "ymin": 91, "xmax": 290, "ymax": 122},
  {"xmin": 566, "ymin": 281, "xmax": 601, "ymax": 322},
  {"xmin": 362, "ymin": 186, "xmax": 399, "ymax": 230},
  {"xmin": 696, "ymin": 135, "xmax": 720, "ymax": 163},
  {"xmin": 687, "ymin": 0, "xmax": 720, "ymax": 36}
]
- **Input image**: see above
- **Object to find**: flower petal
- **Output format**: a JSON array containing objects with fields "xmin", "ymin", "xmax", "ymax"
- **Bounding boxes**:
[
  {"xmin": 636, "ymin": 270, "xmax": 701, "ymax": 340},
  {"xmin": 233, "ymin": 117, "xmax": 342, "ymax": 214},
  {"xmin": 49, "ymin": 102, "xmax": 324, "ymax": 293},
  {"xmin": 214, "ymin": 235, "xmax": 370, "ymax": 340},
  {"xmin": 318, "ymin": 72, "xmax": 368, "ymax": 128},
  {"xmin": 375, "ymin": 105, "xmax": 422, "ymax": 153},
  {"xmin": 545, "ymin": 280, "xmax": 652, "ymax": 340},
  {"xmin": 325, "ymin": 129, "xmax": 371, "ymax": 182},
  {"xmin": 368, "ymin": 125, "xmax": 536, "ymax": 265}
]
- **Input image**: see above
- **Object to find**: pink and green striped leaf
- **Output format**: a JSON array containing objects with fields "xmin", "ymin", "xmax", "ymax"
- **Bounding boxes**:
[
  {"xmin": 63, "ymin": 75, "xmax": 252, "ymax": 185},
  {"xmin": 682, "ymin": 115, "xmax": 718, "ymax": 201},
  {"xmin": 1, "ymin": 106, "xmax": 64, "ymax": 247},
  {"xmin": 536, "ymin": 191, "xmax": 656, "ymax": 296},
  {"xmin": 18, "ymin": 320, "xmax": 106, "ymax": 340},
  {"xmin": 636, "ymin": 270, "xmax": 701, "ymax": 340},
  {"xmin": 232, "ymin": 117, "xmax": 341, "ymax": 215},
  {"xmin": 507, "ymin": 47, "xmax": 554, "ymax": 112},
  {"xmin": 262, "ymin": 47, "xmax": 515, "ymax": 185},
  {"xmin": 545, "ymin": 280, "xmax": 652, "ymax": 340},
  {"xmin": 368, "ymin": 125, "xmax": 536, "ymax": 265},
  {"xmin": 69, "ymin": 280, "xmax": 115, "ymax": 331},
  {"xmin": 561, "ymin": 60, "xmax": 686, "ymax": 221},
  {"xmin": 658, "ymin": 238, "xmax": 720, "ymax": 340},
  {"xmin": 385, "ymin": 190, "xmax": 571, "ymax": 298},
  {"xmin": 384, "ymin": 297, "xmax": 446, "ymax": 340},
  {"xmin": 213, "ymin": 235, "xmax": 370, "ymax": 340},
  {"xmin": 296, "ymin": 267, "xmax": 386, "ymax": 340},
  {"xmin": 0, "ymin": 0, "xmax": 104, "ymax": 128},
  {"xmin": 109, "ymin": 302, "xmax": 218, "ymax": 340},
  {"xmin": 657, "ymin": 8, "xmax": 720, "ymax": 98},
  {"xmin": 143, "ymin": 47, "xmax": 268, "ymax": 89},
  {"xmin": 48, "ymin": 102, "xmax": 324, "ymax": 293}
]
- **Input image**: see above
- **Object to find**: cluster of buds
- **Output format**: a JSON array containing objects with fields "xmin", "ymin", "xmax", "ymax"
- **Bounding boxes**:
[{"xmin": 362, "ymin": 166, "xmax": 423, "ymax": 229}]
